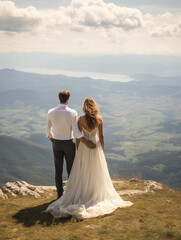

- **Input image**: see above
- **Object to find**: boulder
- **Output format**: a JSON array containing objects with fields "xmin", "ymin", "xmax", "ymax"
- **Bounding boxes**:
[{"xmin": 1, "ymin": 181, "xmax": 56, "ymax": 198}]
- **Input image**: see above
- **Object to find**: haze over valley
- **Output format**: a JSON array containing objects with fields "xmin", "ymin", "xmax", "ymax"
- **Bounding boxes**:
[{"xmin": 0, "ymin": 68, "xmax": 181, "ymax": 189}]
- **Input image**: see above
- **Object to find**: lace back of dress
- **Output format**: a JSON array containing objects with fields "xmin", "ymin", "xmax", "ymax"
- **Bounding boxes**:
[
  {"xmin": 80, "ymin": 117, "xmax": 97, "ymax": 138},
  {"xmin": 82, "ymin": 126, "xmax": 97, "ymax": 138}
]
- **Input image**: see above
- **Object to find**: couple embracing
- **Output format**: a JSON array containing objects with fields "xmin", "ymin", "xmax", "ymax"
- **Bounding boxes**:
[{"xmin": 46, "ymin": 90, "xmax": 132, "ymax": 219}]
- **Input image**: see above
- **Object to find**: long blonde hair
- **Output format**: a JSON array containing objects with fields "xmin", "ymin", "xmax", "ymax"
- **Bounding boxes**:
[{"xmin": 83, "ymin": 97, "xmax": 99, "ymax": 129}]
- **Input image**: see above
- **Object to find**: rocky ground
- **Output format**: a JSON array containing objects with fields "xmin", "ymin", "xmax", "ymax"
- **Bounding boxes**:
[
  {"xmin": 0, "ymin": 178, "xmax": 163, "ymax": 199},
  {"xmin": 0, "ymin": 179, "xmax": 180, "ymax": 240}
]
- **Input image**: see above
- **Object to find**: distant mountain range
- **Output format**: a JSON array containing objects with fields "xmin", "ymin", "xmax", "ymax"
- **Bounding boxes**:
[
  {"xmin": 0, "ymin": 52, "xmax": 181, "ymax": 75},
  {"xmin": 0, "ymin": 68, "xmax": 181, "ymax": 189}
]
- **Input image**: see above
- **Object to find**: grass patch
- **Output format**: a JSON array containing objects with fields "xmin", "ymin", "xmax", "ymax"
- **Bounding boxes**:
[{"xmin": 0, "ymin": 181, "xmax": 181, "ymax": 240}]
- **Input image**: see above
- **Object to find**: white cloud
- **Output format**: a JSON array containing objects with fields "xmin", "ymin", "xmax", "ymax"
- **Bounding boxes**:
[
  {"xmin": 68, "ymin": 0, "xmax": 143, "ymax": 30},
  {"xmin": 0, "ymin": 1, "xmax": 41, "ymax": 32},
  {"xmin": 160, "ymin": 12, "xmax": 172, "ymax": 19},
  {"xmin": 0, "ymin": 0, "xmax": 181, "ymax": 55},
  {"xmin": 141, "ymin": 11, "xmax": 181, "ymax": 38},
  {"xmin": 151, "ymin": 23, "xmax": 172, "ymax": 37},
  {"xmin": 0, "ymin": 0, "xmax": 143, "ymax": 33},
  {"xmin": 151, "ymin": 22, "xmax": 181, "ymax": 38}
]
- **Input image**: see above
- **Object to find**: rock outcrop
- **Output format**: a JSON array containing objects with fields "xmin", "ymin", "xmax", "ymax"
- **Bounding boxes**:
[
  {"xmin": 114, "ymin": 179, "xmax": 163, "ymax": 196},
  {"xmin": 1, "ymin": 181, "xmax": 56, "ymax": 199},
  {"xmin": 0, "ymin": 179, "xmax": 163, "ymax": 199},
  {"xmin": 0, "ymin": 189, "xmax": 8, "ymax": 199}
]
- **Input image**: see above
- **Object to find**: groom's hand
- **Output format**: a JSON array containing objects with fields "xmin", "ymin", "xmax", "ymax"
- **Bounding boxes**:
[
  {"xmin": 86, "ymin": 140, "xmax": 96, "ymax": 149},
  {"xmin": 79, "ymin": 137, "xmax": 96, "ymax": 149},
  {"xmin": 49, "ymin": 137, "xmax": 54, "ymax": 143}
]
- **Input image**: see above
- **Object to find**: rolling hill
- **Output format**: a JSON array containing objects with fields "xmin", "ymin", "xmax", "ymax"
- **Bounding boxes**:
[
  {"xmin": 0, "ymin": 68, "xmax": 181, "ymax": 189},
  {"xmin": 0, "ymin": 135, "xmax": 54, "ymax": 187},
  {"xmin": 0, "ymin": 135, "xmax": 180, "ymax": 190}
]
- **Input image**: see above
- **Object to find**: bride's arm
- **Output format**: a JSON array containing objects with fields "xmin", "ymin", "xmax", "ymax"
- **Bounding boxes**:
[{"xmin": 98, "ymin": 116, "xmax": 105, "ymax": 152}]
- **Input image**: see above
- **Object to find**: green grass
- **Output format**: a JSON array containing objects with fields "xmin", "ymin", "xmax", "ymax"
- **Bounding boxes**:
[{"xmin": 0, "ymin": 181, "xmax": 181, "ymax": 240}]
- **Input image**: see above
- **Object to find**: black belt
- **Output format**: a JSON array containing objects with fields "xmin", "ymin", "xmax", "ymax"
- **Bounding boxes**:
[{"xmin": 54, "ymin": 139, "xmax": 73, "ymax": 143}]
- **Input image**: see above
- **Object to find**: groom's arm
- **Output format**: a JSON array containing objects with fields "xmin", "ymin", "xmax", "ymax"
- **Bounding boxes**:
[
  {"xmin": 76, "ymin": 136, "xmax": 96, "ymax": 149},
  {"xmin": 78, "ymin": 137, "xmax": 96, "ymax": 149},
  {"xmin": 46, "ymin": 111, "xmax": 54, "ymax": 142}
]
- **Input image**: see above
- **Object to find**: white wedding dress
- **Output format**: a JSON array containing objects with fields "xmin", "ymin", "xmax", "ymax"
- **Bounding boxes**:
[{"xmin": 46, "ymin": 126, "xmax": 133, "ymax": 219}]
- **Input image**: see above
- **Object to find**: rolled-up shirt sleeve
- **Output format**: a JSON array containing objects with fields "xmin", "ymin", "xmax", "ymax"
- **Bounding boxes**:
[
  {"xmin": 72, "ymin": 112, "xmax": 84, "ymax": 139},
  {"xmin": 46, "ymin": 112, "xmax": 53, "ymax": 139}
]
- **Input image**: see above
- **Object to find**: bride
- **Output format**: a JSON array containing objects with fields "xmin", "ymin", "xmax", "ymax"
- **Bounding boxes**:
[{"xmin": 46, "ymin": 97, "xmax": 133, "ymax": 219}]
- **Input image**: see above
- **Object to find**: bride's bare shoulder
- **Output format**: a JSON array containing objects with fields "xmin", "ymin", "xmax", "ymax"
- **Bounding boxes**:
[
  {"xmin": 97, "ymin": 115, "xmax": 103, "ymax": 124},
  {"xmin": 79, "ymin": 115, "xmax": 85, "ymax": 121},
  {"xmin": 78, "ymin": 115, "xmax": 86, "ymax": 125}
]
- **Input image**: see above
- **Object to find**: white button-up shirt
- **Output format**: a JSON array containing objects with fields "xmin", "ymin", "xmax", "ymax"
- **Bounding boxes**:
[{"xmin": 46, "ymin": 104, "xmax": 83, "ymax": 140}]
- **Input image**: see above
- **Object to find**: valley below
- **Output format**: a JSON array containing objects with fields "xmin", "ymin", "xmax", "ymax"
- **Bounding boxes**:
[{"xmin": 0, "ymin": 68, "xmax": 181, "ymax": 189}]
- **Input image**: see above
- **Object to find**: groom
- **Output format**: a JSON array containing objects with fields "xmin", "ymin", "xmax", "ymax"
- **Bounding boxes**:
[{"xmin": 46, "ymin": 90, "xmax": 96, "ymax": 198}]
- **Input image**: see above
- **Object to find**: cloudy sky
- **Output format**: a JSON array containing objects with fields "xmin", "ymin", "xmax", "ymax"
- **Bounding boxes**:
[{"xmin": 0, "ymin": 0, "xmax": 181, "ymax": 55}]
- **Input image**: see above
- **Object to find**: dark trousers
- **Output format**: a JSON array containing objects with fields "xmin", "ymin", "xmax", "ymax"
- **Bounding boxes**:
[{"xmin": 52, "ymin": 139, "xmax": 76, "ymax": 197}]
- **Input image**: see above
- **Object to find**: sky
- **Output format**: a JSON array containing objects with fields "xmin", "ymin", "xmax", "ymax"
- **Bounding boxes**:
[{"xmin": 0, "ymin": 0, "xmax": 181, "ymax": 56}]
